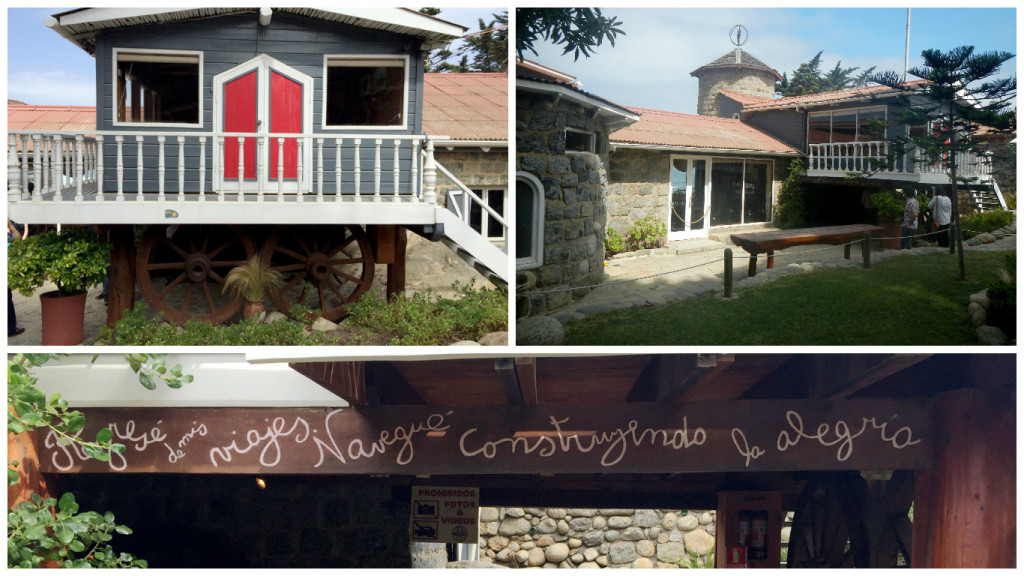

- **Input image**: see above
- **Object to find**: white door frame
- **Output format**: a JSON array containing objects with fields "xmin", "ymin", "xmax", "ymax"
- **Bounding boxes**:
[
  {"xmin": 212, "ymin": 54, "xmax": 314, "ymax": 193},
  {"xmin": 667, "ymin": 155, "xmax": 712, "ymax": 241}
]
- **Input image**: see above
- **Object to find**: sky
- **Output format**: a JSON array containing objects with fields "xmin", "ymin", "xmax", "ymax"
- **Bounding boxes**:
[
  {"xmin": 5, "ymin": 6, "xmax": 506, "ymax": 106},
  {"xmin": 525, "ymin": 7, "xmax": 1017, "ymax": 115}
]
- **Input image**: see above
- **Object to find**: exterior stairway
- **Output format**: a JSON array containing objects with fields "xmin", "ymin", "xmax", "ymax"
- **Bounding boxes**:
[
  {"xmin": 968, "ymin": 181, "xmax": 1007, "ymax": 213},
  {"xmin": 434, "ymin": 205, "xmax": 508, "ymax": 285}
]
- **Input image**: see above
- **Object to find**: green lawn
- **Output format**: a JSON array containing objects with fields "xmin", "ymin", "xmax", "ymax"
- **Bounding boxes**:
[{"xmin": 564, "ymin": 250, "xmax": 1014, "ymax": 346}]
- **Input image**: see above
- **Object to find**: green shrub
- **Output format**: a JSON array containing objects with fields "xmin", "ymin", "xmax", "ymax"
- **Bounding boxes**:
[
  {"xmin": 1003, "ymin": 191, "xmax": 1016, "ymax": 211},
  {"xmin": 626, "ymin": 216, "xmax": 666, "ymax": 250},
  {"xmin": 345, "ymin": 282, "xmax": 508, "ymax": 345},
  {"xmin": 7, "ymin": 228, "xmax": 111, "ymax": 297},
  {"xmin": 605, "ymin": 227, "xmax": 626, "ymax": 256},
  {"xmin": 870, "ymin": 189, "xmax": 906, "ymax": 221},
  {"xmin": 775, "ymin": 157, "xmax": 811, "ymax": 228},
  {"xmin": 961, "ymin": 209, "xmax": 1015, "ymax": 239}
]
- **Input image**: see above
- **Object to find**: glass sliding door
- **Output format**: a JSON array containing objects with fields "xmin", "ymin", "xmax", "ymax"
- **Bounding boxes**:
[
  {"xmin": 667, "ymin": 156, "xmax": 710, "ymax": 241},
  {"xmin": 711, "ymin": 160, "xmax": 744, "ymax": 226}
]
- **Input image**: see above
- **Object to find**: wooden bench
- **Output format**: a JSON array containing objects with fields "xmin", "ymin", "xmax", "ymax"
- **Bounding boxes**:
[{"xmin": 730, "ymin": 224, "xmax": 884, "ymax": 276}]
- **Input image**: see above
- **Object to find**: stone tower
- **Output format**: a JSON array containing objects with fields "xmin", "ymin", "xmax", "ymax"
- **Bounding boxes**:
[{"xmin": 690, "ymin": 48, "xmax": 781, "ymax": 117}]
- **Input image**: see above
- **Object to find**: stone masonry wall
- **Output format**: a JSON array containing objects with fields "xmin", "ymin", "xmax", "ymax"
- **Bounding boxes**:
[
  {"xmin": 517, "ymin": 92, "xmax": 612, "ymax": 315},
  {"xmin": 478, "ymin": 508, "xmax": 717, "ymax": 568},
  {"xmin": 696, "ymin": 69, "xmax": 776, "ymax": 117},
  {"xmin": 606, "ymin": 149, "xmax": 671, "ymax": 236},
  {"xmin": 434, "ymin": 148, "xmax": 509, "ymax": 195}
]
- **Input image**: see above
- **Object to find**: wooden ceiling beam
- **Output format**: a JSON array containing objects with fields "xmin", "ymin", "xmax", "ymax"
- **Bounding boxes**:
[
  {"xmin": 515, "ymin": 357, "xmax": 539, "ymax": 406},
  {"xmin": 815, "ymin": 354, "xmax": 932, "ymax": 399},
  {"xmin": 289, "ymin": 361, "xmax": 366, "ymax": 405},
  {"xmin": 495, "ymin": 358, "xmax": 524, "ymax": 406},
  {"xmin": 627, "ymin": 354, "xmax": 737, "ymax": 403}
]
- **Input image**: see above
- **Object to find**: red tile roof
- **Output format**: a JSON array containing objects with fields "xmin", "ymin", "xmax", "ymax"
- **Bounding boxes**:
[
  {"xmin": 8, "ymin": 104, "xmax": 96, "ymax": 132},
  {"xmin": 611, "ymin": 107, "xmax": 797, "ymax": 154},
  {"xmin": 717, "ymin": 89, "xmax": 774, "ymax": 107},
  {"xmin": 422, "ymin": 72, "xmax": 508, "ymax": 143},
  {"xmin": 740, "ymin": 80, "xmax": 930, "ymax": 111}
]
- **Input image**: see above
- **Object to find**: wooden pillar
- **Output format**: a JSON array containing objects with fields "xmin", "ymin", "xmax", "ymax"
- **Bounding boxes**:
[
  {"xmin": 912, "ymin": 387, "xmax": 1015, "ymax": 568},
  {"xmin": 7, "ymin": 429, "xmax": 58, "ymax": 507},
  {"xmin": 387, "ymin": 225, "xmax": 408, "ymax": 299},
  {"xmin": 106, "ymin": 225, "xmax": 136, "ymax": 328}
]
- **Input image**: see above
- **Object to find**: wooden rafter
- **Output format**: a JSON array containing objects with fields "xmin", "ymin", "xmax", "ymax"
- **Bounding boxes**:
[
  {"xmin": 515, "ymin": 357, "xmax": 539, "ymax": 406},
  {"xmin": 289, "ymin": 361, "xmax": 366, "ymax": 405},
  {"xmin": 813, "ymin": 355, "xmax": 932, "ymax": 399},
  {"xmin": 494, "ymin": 358, "xmax": 524, "ymax": 406}
]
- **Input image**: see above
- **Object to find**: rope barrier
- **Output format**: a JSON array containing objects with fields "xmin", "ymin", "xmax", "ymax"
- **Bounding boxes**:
[{"xmin": 519, "ymin": 225, "xmax": 1011, "ymax": 299}]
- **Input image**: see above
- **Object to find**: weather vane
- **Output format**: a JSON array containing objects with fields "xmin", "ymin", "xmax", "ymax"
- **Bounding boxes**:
[{"xmin": 730, "ymin": 24, "xmax": 748, "ymax": 47}]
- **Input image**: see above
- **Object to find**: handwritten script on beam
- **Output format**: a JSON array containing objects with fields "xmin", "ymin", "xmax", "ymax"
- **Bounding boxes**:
[{"xmin": 39, "ymin": 400, "xmax": 932, "ymax": 475}]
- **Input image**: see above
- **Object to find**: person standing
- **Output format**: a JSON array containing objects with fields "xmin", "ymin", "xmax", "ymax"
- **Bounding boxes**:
[
  {"xmin": 928, "ymin": 191, "xmax": 952, "ymax": 248},
  {"xmin": 900, "ymin": 189, "xmax": 919, "ymax": 250},
  {"xmin": 8, "ymin": 220, "xmax": 28, "ymax": 337}
]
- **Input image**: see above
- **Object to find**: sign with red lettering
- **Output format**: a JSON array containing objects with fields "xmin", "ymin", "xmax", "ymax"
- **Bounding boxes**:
[
  {"xmin": 410, "ymin": 486, "xmax": 478, "ymax": 544},
  {"xmin": 726, "ymin": 546, "xmax": 747, "ymax": 568}
]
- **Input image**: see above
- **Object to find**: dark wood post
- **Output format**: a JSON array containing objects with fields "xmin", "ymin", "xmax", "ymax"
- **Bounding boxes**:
[
  {"xmin": 105, "ymin": 225, "xmax": 136, "ymax": 328},
  {"xmin": 387, "ymin": 225, "xmax": 407, "ymax": 299},
  {"xmin": 911, "ymin": 387, "xmax": 1015, "ymax": 567}
]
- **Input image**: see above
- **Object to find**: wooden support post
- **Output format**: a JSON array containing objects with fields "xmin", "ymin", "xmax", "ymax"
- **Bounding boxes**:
[
  {"xmin": 862, "ymin": 232, "xmax": 871, "ymax": 269},
  {"xmin": 723, "ymin": 248, "xmax": 733, "ymax": 298},
  {"xmin": 911, "ymin": 387, "xmax": 1015, "ymax": 568},
  {"xmin": 766, "ymin": 250, "xmax": 775, "ymax": 269},
  {"xmin": 387, "ymin": 225, "xmax": 407, "ymax": 299},
  {"xmin": 748, "ymin": 253, "xmax": 758, "ymax": 277},
  {"xmin": 105, "ymin": 225, "xmax": 136, "ymax": 328}
]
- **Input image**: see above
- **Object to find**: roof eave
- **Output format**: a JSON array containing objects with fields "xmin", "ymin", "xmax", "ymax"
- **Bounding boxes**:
[
  {"xmin": 517, "ymin": 79, "xmax": 639, "ymax": 131},
  {"xmin": 609, "ymin": 141, "xmax": 799, "ymax": 157}
]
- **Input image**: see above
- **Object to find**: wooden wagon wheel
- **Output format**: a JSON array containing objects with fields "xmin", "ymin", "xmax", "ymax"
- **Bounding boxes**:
[
  {"xmin": 787, "ymin": 471, "xmax": 913, "ymax": 568},
  {"xmin": 261, "ymin": 224, "xmax": 375, "ymax": 322},
  {"xmin": 137, "ymin": 225, "xmax": 257, "ymax": 325}
]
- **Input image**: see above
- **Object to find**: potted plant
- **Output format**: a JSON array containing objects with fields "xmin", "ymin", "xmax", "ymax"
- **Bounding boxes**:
[
  {"xmin": 7, "ymin": 227, "xmax": 111, "ymax": 345},
  {"xmin": 222, "ymin": 255, "xmax": 284, "ymax": 320},
  {"xmin": 870, "ymin": 189, "xmax": 906, "ymax": 249}
]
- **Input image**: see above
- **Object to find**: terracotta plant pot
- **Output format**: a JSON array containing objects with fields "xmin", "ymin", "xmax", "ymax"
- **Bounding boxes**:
[
  {"xmin": 39, "ymin": 290, "xmax": 87, "ymax": 345},
  {"xmin": 243, "ymin": 300, "xmax": 265, "ymax": 320},
  {"xmin": 880, "ymin": 221, "xmax": 902, "ymax": 249}
]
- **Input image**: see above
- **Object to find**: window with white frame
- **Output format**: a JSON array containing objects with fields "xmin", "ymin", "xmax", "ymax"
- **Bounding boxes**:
[
  {"xmin": 114, "ymin": 49, "xmax": 201, "ymax": 125},
  {"xmin": 323, "ymin": 56, "xmax": 408, "ymax": 128},
  {"xmin": 516, "ymin": 172, "xmax": 545, "ymax": 270},
  {"xmin": 565, "ymin": 128, "xmax": 596, "ymax": 153},
  {"xmin": 469, "ymin": 188, "xmax": 507, "ymax": 241}
]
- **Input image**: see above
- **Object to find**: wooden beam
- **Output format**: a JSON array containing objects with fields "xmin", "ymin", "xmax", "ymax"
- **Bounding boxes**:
[
  {"xmin": 106, "ymin": 225, "xmax": 136, "ymax": 328},
  {"xmin": 494, "ymin": 358, "xmax": 524, "ymax": 406},
  {"xmin": 289, "ymin": 361, "xmax": 366, "ymax": 406},
  {"xmin": 515, "ymin": 357, "xmax": 538, "ymax": 406},
  {"xmin": 911, "ymin": 387, "xmax": 1015, "ymax": 568},
  {"xmin": 813, "ymin": 355, "xmax": 932, "ymax": 399},
  {"xmin": 366, "ymin": 361, "xmax": 426, "ymax": 406},
  {"xmin": 629, "ymin": 355, "xmax": 737, "ymax": 403},
  {"xmin": 41, "ymin": 399, "xmax": 935, "ymax": 476}
]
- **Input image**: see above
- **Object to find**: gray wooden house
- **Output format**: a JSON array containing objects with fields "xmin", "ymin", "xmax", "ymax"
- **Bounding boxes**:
[{"xmin": 7, "ymin": 8, "xmax": 507, "ymax": 325}]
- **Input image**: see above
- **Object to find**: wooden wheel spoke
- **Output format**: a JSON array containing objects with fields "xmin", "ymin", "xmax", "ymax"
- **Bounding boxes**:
[
  {"xmin": 208, "ymin": 271, "xmax": 227, "ymax": 286},
  {"xmin": 146, "ymin": 262, "xmax": 187, "ymax": 272},
  {"xmin": 207, "ymin": 236, "xmax": 240, "ymax": 260},
  {"xmin": 160, "ymin": 237, "xmax": 191, "ymax": 260},
  {"xmin": 157, "ymin": 273, "xmax": 186, "ymax": 299},
  {"xmin": 328, "ymin": 256, "xmax": 363, "ymax": 266},
  {"xmin": 273, "ymin": 245, "xmax": 308, "ymax": 262},
  {"xmin": 202, "ymin": 280, "xmax": 217, "ymax": 313},
  {"xmin": 182, "ymin": 282, "xmax": 195, "ymax": 314},
  {"xmin": 326, "ymin": 235, "xmax": 357, "ymax": 258},
  {"xmin": 324, "ymin": 276, "xmax": 348, "ymax": 303},
  {"xmin": 332, "ymin": 270, "xmax": 363, "ymax": 286},
  {"xmin": 272, "ymin": 263, "xmax": 307, "ymax": 274},
  {"xmin": 322, "ymin": 226, "xmax": 337, "ymax": 251}
]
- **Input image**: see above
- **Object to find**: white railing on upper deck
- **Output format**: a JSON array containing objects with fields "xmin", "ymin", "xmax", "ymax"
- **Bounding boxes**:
[
  {"xmin": 8, "ymin": 130, "xmax": 444, "ymax": 205},
  {"xmin": 807, "ymin": 141, "xmax": 993, "ymax": 182}
]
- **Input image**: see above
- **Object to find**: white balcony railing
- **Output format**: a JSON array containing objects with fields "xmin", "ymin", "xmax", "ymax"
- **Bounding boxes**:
[
  {"xmin": 807, "ymin": 141, "xmax": 994, "ymax": 183},
  {"xmin": 8, "ymin": 130, "xmax": 444, "ymax": 206}
]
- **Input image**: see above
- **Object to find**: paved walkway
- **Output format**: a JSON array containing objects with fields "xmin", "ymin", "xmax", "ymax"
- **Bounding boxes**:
[{"xmin": 549, "ymin": 226, "xmax": 1017, "ymax": 324}]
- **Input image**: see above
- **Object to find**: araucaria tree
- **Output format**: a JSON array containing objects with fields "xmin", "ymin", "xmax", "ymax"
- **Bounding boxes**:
[{"xmin": 869, "ymin": 46, "xmax": 1015, "ymax": 280}]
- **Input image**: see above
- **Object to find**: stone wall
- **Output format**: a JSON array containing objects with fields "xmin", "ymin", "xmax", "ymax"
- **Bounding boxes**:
[
  {"xmin": 478, "ymin": 508, "xmax": 717, "ymax": 569},
  {"xmin": 696, "ymin": 69, "xmax": 776, "ymax": 117},
  {"xmin": 606, "ymin": 149, "xmax": 670, "ymax": 236},
  {"xmin": 435, "ymin": 148, "xmax": 509, "ymax": 195},
  {"xmin": 517, "ymin": 92, "xmax": 612, "ymax": 315}
]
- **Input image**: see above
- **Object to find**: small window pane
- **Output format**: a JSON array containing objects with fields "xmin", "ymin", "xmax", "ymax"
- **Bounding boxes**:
[
  {"xmin": 831, "ymin": 112, "xmax": 857, "ymax": 143},
  {"xmin": 565, "ymin": 130, "xmax": 594, "ymax": 152},
  {"xmin": 516, "ymin": 180, "xmax": 535, "ymax": 258},
  {"xmin": 857, "ymin": 109, "xmax": 887, "ymax": 141},
  {"xmin": 808, "ymin": 113, "xmax": 831, "ymax": 144},
  {"xmin": 116, "ymin": 56, "xmax": 199, "ymax": 124},
  {"xmin": 325, "ymin": 63, "xmax": 404, "ymax": 126}
]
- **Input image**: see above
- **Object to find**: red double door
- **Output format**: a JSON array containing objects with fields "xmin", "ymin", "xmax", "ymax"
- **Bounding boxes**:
[{"xmin": 220, "ymin": 58, "xmax": 307, "ymax": 183}]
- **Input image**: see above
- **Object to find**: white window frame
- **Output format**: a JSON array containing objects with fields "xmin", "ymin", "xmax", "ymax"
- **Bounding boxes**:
[
  {"xmin": 469, "ymin": 187, "xmax": 507, "ymax": 241},
  {"xmin": 112, "ymin": 47, "xmax": 204, "ymax": 128},
  {"xmin": 565, "ymin": 127, "xmax": 596, "ymax": 154},
  {"xmin": 516, "ymin": 171, "xmax": 545, "ymax": 271},
  {"xmin": 321, "ymin": 54, "xmax": 410, "ymax": 131}
]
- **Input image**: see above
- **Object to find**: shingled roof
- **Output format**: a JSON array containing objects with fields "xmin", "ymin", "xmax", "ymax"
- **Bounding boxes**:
[
  {"xmin": 690, "ymin": 49, "xmax": 782, "ymax": 82},
  {"xmin": 422, "ymin": 72, "xmax": 508, "ymax": 144},
  {"xmin": 611, "ymin": 106, "xmax": 798, "ymax": 154},
  {"xmin": 739, "ymin": 80, "xmax": 930, "ymax": 111}
]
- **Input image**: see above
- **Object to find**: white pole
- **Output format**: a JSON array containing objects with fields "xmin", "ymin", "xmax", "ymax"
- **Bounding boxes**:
[{"xmin": 903, "ymin": 8, "xmax": 911, "ymax": 82}]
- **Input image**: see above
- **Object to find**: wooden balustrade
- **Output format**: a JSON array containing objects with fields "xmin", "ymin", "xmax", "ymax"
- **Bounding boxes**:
[{"xmin": 7, "ymin": 130, "xmax": 442, "ymax": 206}]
